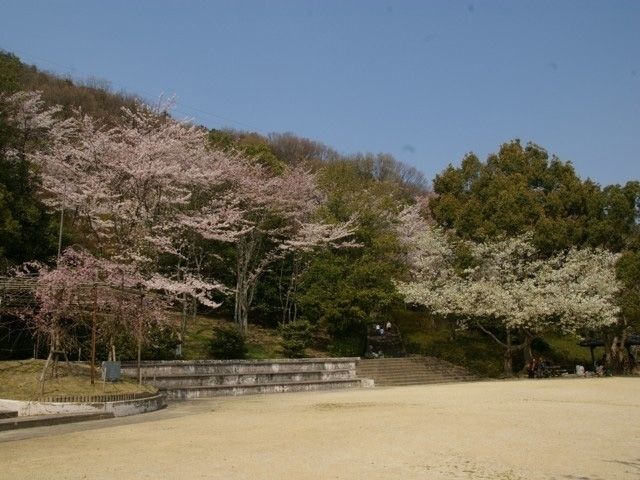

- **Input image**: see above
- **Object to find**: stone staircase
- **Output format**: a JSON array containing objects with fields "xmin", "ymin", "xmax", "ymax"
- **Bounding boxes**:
[
  {"xmin": 366, "ymin": 324, "xmax": 406, "ymax": 358},
  {"xmin": 356, "ymin": 356, "xmax": 477, "ymax": 386},
  {"xmin": 121, "ymin": 358, "xmax": 371, "ymax": 400}
]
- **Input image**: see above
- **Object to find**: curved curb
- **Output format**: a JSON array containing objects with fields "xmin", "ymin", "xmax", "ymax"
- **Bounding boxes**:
[{"xmin": 0, "ymin": 393, "xmax": 165, "ymax": 418}]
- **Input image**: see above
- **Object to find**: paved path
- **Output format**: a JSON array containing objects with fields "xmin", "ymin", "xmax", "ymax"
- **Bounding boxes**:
[{"xmin": 1, "ymin": 378, "xmax": 638, "ymax": 479}]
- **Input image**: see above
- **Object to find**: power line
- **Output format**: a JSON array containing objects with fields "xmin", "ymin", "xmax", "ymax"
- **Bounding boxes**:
[{"xmin": 4, "ymin": 47, "xmax": 269, "ymax": 134}]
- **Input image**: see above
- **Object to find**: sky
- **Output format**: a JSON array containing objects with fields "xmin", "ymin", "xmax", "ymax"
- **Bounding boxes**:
[{"xmin": 1, "ymin": 0, "xmax": 638, "ymax": 186}]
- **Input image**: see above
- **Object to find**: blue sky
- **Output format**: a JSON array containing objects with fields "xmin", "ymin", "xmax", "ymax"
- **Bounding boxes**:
[{"xmin": 1, "ymin": 0, "xmax": 638, "ymax": 186}]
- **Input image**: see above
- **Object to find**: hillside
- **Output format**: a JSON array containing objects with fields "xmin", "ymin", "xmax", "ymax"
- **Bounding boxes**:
[{"xmin": 0, "ymin": 50, "xmax": 637, "ymax": 380}]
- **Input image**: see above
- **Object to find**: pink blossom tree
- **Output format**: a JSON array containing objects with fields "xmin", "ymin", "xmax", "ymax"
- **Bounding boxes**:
[
  {"xmin": 7, "ymin": 90, "xmax": 357, "ymax": 348},
  {"xmin": 208, "ymin": 160, "xmax": 357, "ymax": 333},
  {"xmin": 14, "ymin": 247, "xmax": 157, "ymax": 389}
]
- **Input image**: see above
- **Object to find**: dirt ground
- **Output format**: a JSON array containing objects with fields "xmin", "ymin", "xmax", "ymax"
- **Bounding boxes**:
[{"xmin": 1, "ymin": 377, "xmax": 638, "ymax": 480}]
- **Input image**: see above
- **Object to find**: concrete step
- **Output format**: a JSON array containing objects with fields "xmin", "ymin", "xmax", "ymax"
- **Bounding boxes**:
[
  {"xmin": 358, "ymin": 366, "xmax": 466, "ymax": 373},
  {"xmin": 149, "ymin": 369, "xmax": 355, "ymax": 388},
  {"xmin": 375, "ymin": 378, "xmax": 475, "ymax": 386},
  {"xmin": 361, "ymin": 374, "xmax": 470, "ymax": 379},
  {"xmin": 356, "ymin": 356, "xmax": 477, "ymax": 387},
  {"xmin": 163, "ymin": 378, "xmax": 366, "ymax": 400},
  {"xmin": 0, "ymin": 412, "xmax": 115, "ymax": 431},
  {"xmin": 357, "ymin": 369, "xmax": 469, "ymax": 375},
  {"xmin": 121, "ymin": 358, "xmax": 368, "ymax": 399},
  {"xmin": 364, "ymin": 375, "xmax": 476, "ymax": 385},
  {"xmin": 364, "ymin": 373, "xmax": 475, "ymax": 379},
  {"xmin": 121, "ymin": 358, "xmax": 358, "ymax": 377}
]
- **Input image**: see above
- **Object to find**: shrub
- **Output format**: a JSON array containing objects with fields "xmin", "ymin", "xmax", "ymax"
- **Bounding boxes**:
[
  {"xmin": 279, "ymin": 320, "xmax": 314, "ymax": 358},
  {"xmin": 209, "ymin": 326, "xmax": 247, "ymax": 359}
]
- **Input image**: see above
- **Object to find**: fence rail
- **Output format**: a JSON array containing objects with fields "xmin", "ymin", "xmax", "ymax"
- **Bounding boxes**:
[{"xmin": 42, "ymin": 391, "xmax": 157, "ymax": 403}]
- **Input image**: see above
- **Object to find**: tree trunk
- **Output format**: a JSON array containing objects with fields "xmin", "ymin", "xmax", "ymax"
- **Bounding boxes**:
[
  {"xmin": 234, "ymin": 230, "xmax": 272, "ymax": 335},
  {"xmin": 57, "ymin": 207, "xmax": 64, "ymax": 258},
  {"xmin": 181, "ymin": 291, "xmax": 188, "ymax": 345},
  {"xmin": 234, "ymin": 237, "xmax": 251, "ymax": 335},
  {"xmin": 474, "ymin": 321, "xmax": 523, "ymax": 377},
  {"xmin": 520, "ymin": 333, "xmax": 534, "ymax": 375},
  {"xmin": 137, "ymin": 292, "xmax": 144, "ymax": 384},
  {"xmin": 503, "ymin": 349, "xmax": 513, "ymax": 378},
  {"xmin": 91, "ymin": 282, "xmax": 97, "ymax": 385},
  {"xmin": 503, "ymin": 327, "xmax": 513, "ymax": 377},
  {"xmin": 137, "ymin": 337, "xmax": 142, "ymax": 385},
  {"xmin": 234, "ymin": 279, "xmax": 249, "ymax": 334},
  {"xmin": 603, "ymin": 333, "xmax": 613, "ymax": 369},
  {"xmin": 39, "ymin": 335, "xmax": 55, "ymax": 395}
]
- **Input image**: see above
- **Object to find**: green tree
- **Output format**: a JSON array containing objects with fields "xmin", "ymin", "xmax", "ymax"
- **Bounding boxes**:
[
  {"xmin": 294, "ymin": 160, "xmax": 408, "ymax": 352},
  {"xmin": 208, "ymin": 129, "xmax": 285, "ymax": 173},
  {"xmin": 431, "ymin": 140, "xmax": 606, "ymax": 254},
  {"xmin": 431, "ymin": 140, "xmax": 640, "ymax": 372},
  {"xmin": 0, "ymin": 93, "xmax": 57, "ymax": 270}
]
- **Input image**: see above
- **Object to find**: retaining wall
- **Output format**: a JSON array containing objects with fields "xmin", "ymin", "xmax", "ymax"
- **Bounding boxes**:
[
  {"xmin": 120, "ymin": 358, "xmax": 372, "ymax": 399},
  {"xmin": 121, "ymin": 358, "xmax": 359, "ymax": 377},
  {"xmin": 0, "ymin": 393, "xmax": 165, "ymax": 417}
]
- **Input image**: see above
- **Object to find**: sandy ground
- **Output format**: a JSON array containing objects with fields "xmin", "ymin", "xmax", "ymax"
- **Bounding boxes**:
[{"xmin": 0, "ymin": 378, "xmax": 638, "ymax": 480}]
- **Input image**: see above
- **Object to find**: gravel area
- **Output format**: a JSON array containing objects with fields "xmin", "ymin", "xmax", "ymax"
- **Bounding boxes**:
[{"xmin": 1, "ymin": 377, "xmax": 638, "ymax": 479}]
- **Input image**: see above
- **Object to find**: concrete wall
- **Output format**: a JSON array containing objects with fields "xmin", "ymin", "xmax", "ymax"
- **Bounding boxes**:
[
  {"xmin": 0, "ymin": 393, "xmax": 165, "ymax": 417},
  {"xmin": 121, "ymin": 358, "xmax": 360, "ymax": 377}
]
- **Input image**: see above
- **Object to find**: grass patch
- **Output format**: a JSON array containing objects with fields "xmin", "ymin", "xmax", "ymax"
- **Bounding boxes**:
[
  {"xmin": 537, "ymin": 333, "xmax": 593, "ymax": 367},
  {"xmin": 403, "ymin": 326, "xmax": 504, "ymax": 377},
  {"xmin": 392, "ymin": 309, "xmax": 597, "ymax": 377},
  {"xmin": 182, "ymin": 315, "xmax": 285, "ymax": 360},
  {"xmin": 0, "ymin": 359, "xmax": 156, "ymax": 401},
  {"xmin": 393, "ymin": 309, "xmax": 504, "ymax": 377}
]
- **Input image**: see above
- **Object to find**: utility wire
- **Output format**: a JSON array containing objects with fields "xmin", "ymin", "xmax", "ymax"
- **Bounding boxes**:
[{"xmin": 4, "ymin": 47, "xmax": 269, "ymax": 134}]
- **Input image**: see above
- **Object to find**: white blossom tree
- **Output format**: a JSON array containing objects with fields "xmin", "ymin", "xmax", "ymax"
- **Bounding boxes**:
[{"xmin": 397, "ymin": 206, "xmax": 621, "ymax": 375}]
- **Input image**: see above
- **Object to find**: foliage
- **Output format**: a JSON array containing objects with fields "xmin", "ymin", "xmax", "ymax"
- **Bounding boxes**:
[
  {"xmin": 0, "ymin": 89, "xmax": 57, "ymax": 271},
  {"xmin": 209, "ymin": 326, "xmax": 247, "ymax": 359},
  {"xmin": 539, "ymin": 334, "xmax": 592, "ymax": 367},
  {"xmin": 267, "ymin": 132, "xmax": 339, "ymax": 167},
  {"xmin": 294, "ymin": 159, "xmax": 409, "ymax": 337},
  {"xmin": 617, "ymin": 249, "xmax": 640, "ymax": 327},
  {"xmin": 0, "ymin": 51, "xmax": 139, "ymax": 123},
  {"xmin": 109, "ymin": 323, "xmax": 179, "ymax": 361},
  {"xmin": 326, "ymin": 333, "xmax": 367, "ymax": 357},
  {"xmin": 0, "ymin": 50, "xmax": 637, "ymax": 374},
  {"xmin": 396, "ymin": 209, "xmax": 621, "ymax": 375},
  {"xmin": 394, "ymin": 309, "xmax": 504, "ymax": 377},
  {"xmin": 430, "ymin": 140, "xmax": 638, "ymax": 254},
  {"xmin": 278, "ymin": 319, "xmax": 314, "ymax": 358},
  {"xmin": 208, "ymin": 129, "xmax": 285, "ymax": 173}
]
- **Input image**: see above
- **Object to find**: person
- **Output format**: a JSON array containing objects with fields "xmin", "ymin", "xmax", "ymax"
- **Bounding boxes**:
[
  {"xmin": 375, "ymin": 324, "xmax": 381, "ymax": 335},
  {"xmin": 534, "ymin": 356, "xmax": 544, "ymax": 378},
  {"xmin": 527, "ymin": 358, "xmax": 536, "ymax": 379},
  {"xmin": 386, "ymin": 321, "xmax": 392, "ymax": 332},
  {"xmin": 365, "ymin": 345, "xmax": 378, "ymax": 359}
]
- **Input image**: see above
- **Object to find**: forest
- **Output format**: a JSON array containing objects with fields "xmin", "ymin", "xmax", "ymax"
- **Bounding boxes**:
[{"xmin": 1, "ymin": 51, "xmax": 638, "ymax": 377}]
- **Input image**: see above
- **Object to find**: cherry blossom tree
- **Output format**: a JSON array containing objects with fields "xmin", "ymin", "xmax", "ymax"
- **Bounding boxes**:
[
  {"xmin": 7, "ymin": 90, "xmax": 357, "ymax": 347},
  {"xmin": 397, "ymin": 206, "xmax": 621, "ymax": 375},
  {"xmin": 13, "ymin": 247, "xmax": 161, "ymax": 389},
  {"xmin": 5, "ymin": 93, "xmax": 234, "ymax": 359},
  {"xmin": 216, "ymin": 161, "xmax": 357, "ymax": 333}
]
